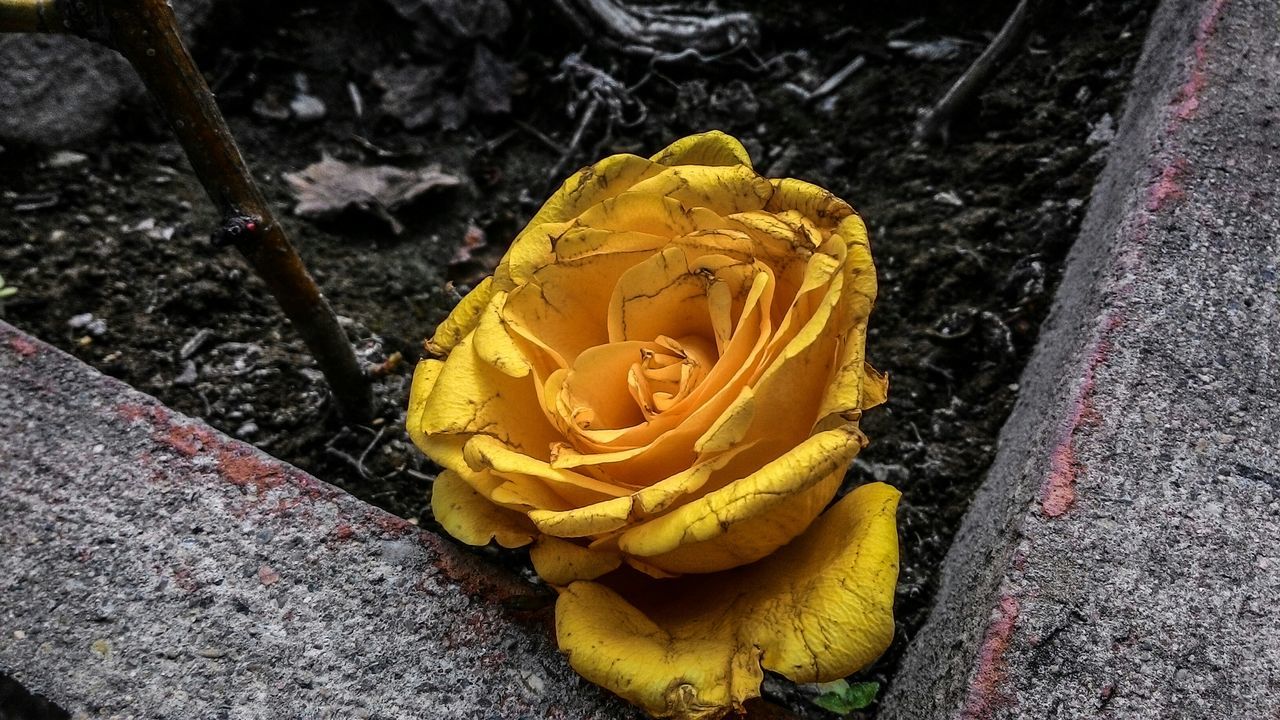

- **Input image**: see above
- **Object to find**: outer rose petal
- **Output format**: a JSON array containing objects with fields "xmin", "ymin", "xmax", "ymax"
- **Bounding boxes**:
[
  {"xmin": 525, "ymin": 153, "xmax": 661, "ymax": 228},
  {"xmin": 555, "ymin": 483, "xmax": 900, "ymax": 720},
  {"xmin": 427, "ymin": 276, "xmax": 494, "ymax": 355},
  {"xmin": 530, "ymin": 536, "xmax": 622, "ymax": 586},
  {"xmin": 616, "ymin": 427, "xmax": 864, "ymax": 574},
  {"xmin": 430, "ymin": 470, "xmax": 535, "ymax": 549},
  {"xmin": 650, "ymin": 130, "xmax": 753, "ymax": 169}
]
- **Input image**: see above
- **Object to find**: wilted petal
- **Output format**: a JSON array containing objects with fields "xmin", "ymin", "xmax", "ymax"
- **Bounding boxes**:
[
  {"xmin": 531, "ymin": 536, "xmax": 623, "ymax": 586},
  {"xmin": 556, "ymin": 483, "xmax": 900, "ymax": 719},
  {"xmin": 427, "ymin": 276, "xmax": 494, "ymax": 355},
  {"xmin": 764, "ymin": 178, "xmax": 854, "ymax": 230},
  {"xmin": 615, "ymin": 427, "xmax": 865, "ymax": 574},
  {"xmin": 649, "ymin": 130, "xmax": 753, "ymax": 169},
  {"xmin": 414, "ymin": 332, "xmax": 563, "ymax": 457},
  {"xmin": 430, "ymin": 469, "xmax": 536, "ymax": 548},
  {"xmin": 529, "ymin": 495, "xmax": 636, "ymax": 537},
  {"xmin": 526, "ymin": 153, "xmax": 661, "ymax": 227},
  {"xmin": 626, "ymin": 165, "xmax": 773, "ymax": 216}
]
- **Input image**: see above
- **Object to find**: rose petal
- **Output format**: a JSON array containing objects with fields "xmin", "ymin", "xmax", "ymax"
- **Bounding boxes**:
[
  {"xmin": 503, "ymin": 248, "xmax": 661, "ymax": 369},
  {"xmin": 427, "ymin": 276, "xmax": 494, "ymax": 355},
  {"xmin": 406, "ymin": 358, "xmax": 444, "ymax": 445},
  {"xmin": 473, "ymin": 290, "xmax": 532, "ymax": 377},
  {"xmin": 649, "ymin": 130, "xmax": 753, "ymax": 169},
  {"xmin": 764, "ymin": 178, "xmax": 854, "ymax": 230},
  {"xmin": 430, "ymin": 469, "xmax": 536, "ymax": 548},
  {"xmin": 529, "ymin": 495, "xmax": 636, "ymax": 537},
  {"xmin": 625, "ymin": 165, "xmax": 773, "ymax": 217},
  {"xmin": 555, "ymin": 483, "xmax": 900, "ymax": 719},
  {"xmin": 413, "ymin": 332, "xmax": 562, "ymax": 458},
  {"xmin": 577, "ymin": 192, "xmax": 696, "ymax": 236},
  {"xmin": 530, "ymin": 536, "xmax": 622, "ymax": 586},
  {"xmin": 463, "ymin": 434, "xmax": 632, "ymax": 500},
  {"xmin": 526, "ymin": 153, "xmax": 661, "ymax": 227},
  {"xmin": 615, "ymin": 427, "xmax": 865, "ymax": 573}
]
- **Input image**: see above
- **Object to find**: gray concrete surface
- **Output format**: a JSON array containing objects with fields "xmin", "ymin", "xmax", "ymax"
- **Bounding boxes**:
[
  {"xmin": 881, "ymin": 0, "xmax": 1280, "ymax": 717},
  {"xmin": 0, "ymin": 322, "xmax": 636, "ymax": 719},
  {"xmin": 0, "ymin": 0, "xmax": 211, "ymax": 147}
]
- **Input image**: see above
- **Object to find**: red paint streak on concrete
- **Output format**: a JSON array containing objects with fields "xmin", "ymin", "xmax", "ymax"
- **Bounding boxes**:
[
  {"xmin": 368, "ymin": 512, "xmax": 417, "ymax": 537},
  {"xmin": 1046, "ymin": 0, "xmax": 1228, "ymax": 520},
  {"xmin": 8, "ymin": 335, "xmax": 38, "ymax": 357},
  {"xmin": 1147, "ymin": 158, "xmax": 1188, "ymax": 211},
  {"xmin": 115, "ymin": 401, "xmax": 339, "ymax": 500},
  {"xmin": 1039, "ymin": 315, "xmax": 1122, "ymax": 517},
  {"xmin": 1173, "ymin": 0, "xmax": 1229, "ymax": 121},
  {"xmin": 960, "ymin": 594, "xmax": 1021, "ymax": 720}
]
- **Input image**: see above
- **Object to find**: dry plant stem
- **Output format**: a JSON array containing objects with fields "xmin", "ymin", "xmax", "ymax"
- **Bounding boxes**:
[
  {"xmin": 914, "ymin": 0, "xmax": 1045, "ymax": 144},
  {"xmin": 2, "ymin": 0, "xmax": 374, "ymax": 421}
]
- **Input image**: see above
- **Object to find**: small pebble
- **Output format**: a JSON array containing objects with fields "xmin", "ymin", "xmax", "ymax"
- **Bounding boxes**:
[
  {"xmin": 174, "ymin": 361, "xmax": 198, "ymax": 386},
  {"xmin": 47, "ymin": 150, "xmax": 88, "ymax": 168},
  {"xmin": 291, "ymin": 94, "xmax": 327, "ymax": 122}
]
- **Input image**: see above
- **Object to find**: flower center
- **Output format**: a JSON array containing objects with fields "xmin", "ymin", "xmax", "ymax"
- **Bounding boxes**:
[{"xmin": 627, "ymin": 334, "xmax": 716, "ymax": 418}]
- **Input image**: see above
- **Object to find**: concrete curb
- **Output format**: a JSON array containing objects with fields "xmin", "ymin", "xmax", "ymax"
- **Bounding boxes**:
[
  {"xmin": 0, "ymin": 321, "xmax": 637, "ymax": 718},
  {"xmin": 881, "ymin": 0, "xmax": 1280, "ymax": 717}
]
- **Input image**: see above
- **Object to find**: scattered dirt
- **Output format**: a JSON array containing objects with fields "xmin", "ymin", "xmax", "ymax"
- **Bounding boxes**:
[{"xmin": 0, "ymin": 0, "xmax": 1155, "ymax": 714}]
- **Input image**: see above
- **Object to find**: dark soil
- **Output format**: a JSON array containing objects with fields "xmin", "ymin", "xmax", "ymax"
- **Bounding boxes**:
[{"xmin": 0, "ymin": 0, "xmax": 1155, "ymax": 715}]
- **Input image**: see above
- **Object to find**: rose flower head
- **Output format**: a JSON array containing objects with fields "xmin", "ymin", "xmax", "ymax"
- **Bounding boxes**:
[{"xmin": 407, "ymin": 131, "xmax": 898, "ymax": 719}]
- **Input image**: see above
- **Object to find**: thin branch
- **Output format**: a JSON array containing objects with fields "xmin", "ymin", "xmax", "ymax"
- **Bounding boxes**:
[
  {"xmin": 3, "ymin": 0, "xmax": 374, "ymax": 421},
  {"xmin": 914, "ymin": 0, "xmax": 1047, "ymax": 145}
]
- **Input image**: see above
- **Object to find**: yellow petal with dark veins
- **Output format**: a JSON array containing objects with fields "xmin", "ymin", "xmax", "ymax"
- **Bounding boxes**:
[
  {"xmin": 530, "ymin": 536, "xmax": 623, "ymax": 586},
  {"xmin": 615, "ymin": 427, "xmax": 864, "ymax": 571},
  {"xmin": 650, "ymin": 130, "xmax": 753, "ymax": 169},
  {"xmin": 428, "ymin": 276, "xmax": 494, "ymax": 355},
  {"xmin": 430, "ymin": 470, "xmax": 535, "ymax": 549},
  {"xmin": 555, "ymin": 482, "xmax": 900, "ymax": 720},
  {"xmin": 526, "ymin": 153, "xmax": 662, "ymax": 228}
]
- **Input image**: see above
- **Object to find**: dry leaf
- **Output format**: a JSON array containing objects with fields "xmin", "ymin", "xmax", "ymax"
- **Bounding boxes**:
[{"xmin": 283, "ymin": 155, "xmax": 461, "ymax": 234}]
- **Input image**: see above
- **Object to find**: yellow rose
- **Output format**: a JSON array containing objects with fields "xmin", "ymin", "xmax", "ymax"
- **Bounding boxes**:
[{"xmin": 407, "ymin": 131, "xmax": 898, "ymax": 719}]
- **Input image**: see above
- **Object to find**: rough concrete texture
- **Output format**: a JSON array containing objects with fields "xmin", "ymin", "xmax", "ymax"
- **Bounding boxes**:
[
  {"xmin": 0, "ymin": 0, "xmax": 211, "ymax": 147},
  {"xmin": 881, "ymin": 0, "xmax": 1280, "ymax": 717},
  {"xmin": 0, "ymin": 322, "xmax": 637, "ymax": 718}
]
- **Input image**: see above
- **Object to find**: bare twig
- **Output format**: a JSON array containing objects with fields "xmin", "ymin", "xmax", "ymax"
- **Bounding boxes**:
[
  {"xmin": 914, "ymin": 0, "xmax": 1047, "ymax": 145},
  {"xmin": 795, "ymin": 54, "xmax": 867, "ymax": 104},
  {"xmin": 2, "ymin": 0, "xmax": 373, "ymax": 421},
  {"xmin": 546, "ymin": 98, "xmax": 600, "ymax": 183}
]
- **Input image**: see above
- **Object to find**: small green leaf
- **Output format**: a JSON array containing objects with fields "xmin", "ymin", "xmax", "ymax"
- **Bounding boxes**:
[
  {"xmin": 811, "ymin": 679, "xmax": 880, "ymax": 714},
  {"xmin": 0, "ymin": 287, "xmax": 16, "ymax": 299}
]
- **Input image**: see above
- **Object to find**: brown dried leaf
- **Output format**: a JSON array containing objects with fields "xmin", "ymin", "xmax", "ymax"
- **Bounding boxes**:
[{"xmin": 283, "ymin": 156, "xmax": 462, "ymax": 233}]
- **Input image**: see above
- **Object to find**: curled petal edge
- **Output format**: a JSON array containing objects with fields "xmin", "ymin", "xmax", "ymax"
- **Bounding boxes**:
[{"xmin": 555, "ymin": 482, "xmax": 900, "ymax": 720}]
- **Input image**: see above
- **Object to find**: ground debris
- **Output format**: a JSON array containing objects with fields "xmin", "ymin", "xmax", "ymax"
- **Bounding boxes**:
[
  {"xmin": 283, "ymin": 156, "xmax": 462, "ymax": 234},
  {"xmin": 552, "ymin": 0, "xmax": 756, "ymax": 57},
  {"xmin": 383, "ymin": 0, "xmax": 511, "ymax": 41}
]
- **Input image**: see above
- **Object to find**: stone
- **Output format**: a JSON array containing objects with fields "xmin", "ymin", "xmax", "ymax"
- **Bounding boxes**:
[
  {"xmin": 0, "ymin": 321, "xmax": 637, "ymax": 718},
  {"xmin": 0, "ymin": 0, "xmax": 214, "ymax": 147},
  {"xmin": 881, "ymin": 0, "xmax": 1280, "ymax": 717}
]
